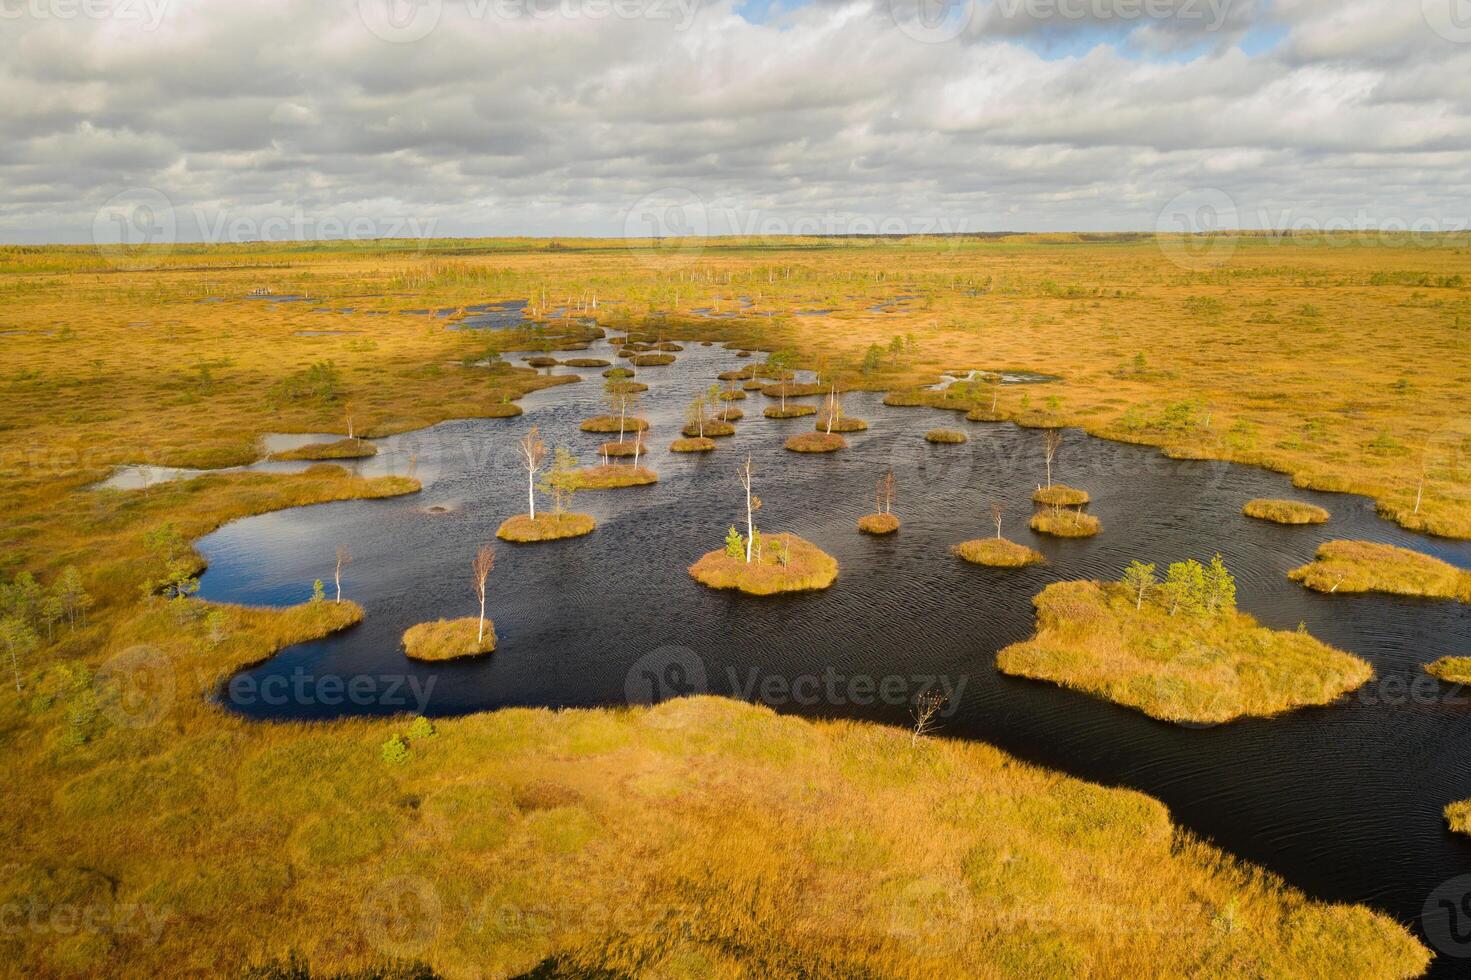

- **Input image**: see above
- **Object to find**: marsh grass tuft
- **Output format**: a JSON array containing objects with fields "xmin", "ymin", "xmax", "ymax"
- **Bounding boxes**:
[
  {"xmin": 1244, "ymin": 498, "xmax": 1330, "ymax": 525},
  {"xmin": 1030, "ymin": 507, "xmax": 1100, "ymax": 538},
  {"xmin": 579, "ymin": 415, "xmax": 650, "ymax": 434},
  {"xmin": 670, "ymin": 437, "xmax": 716, "ymax": 453},
  {"xmin": 997, "ymin": 580, "xmax": 1372, "ymax": 724},
  {"xmin": 785, "ymin": 432, "xmax": 847, "ymax": 453},
  {"xmin": 689, "ymin": 533, "xmax": 837, "ymax": 595},
  {"xmin": 402, "ymin": 616, "xmax": 496, "ymax": 660},
  {"xmin": 764, "ymin": 404, "xmax": 817, "ymax": 419},
  {"xmin": 267, "ymin": 438, "xmax": 377, "ymax": 462},
  {"xmin": 857, "ymin": 513, "xmax": 900, "ymax": 535},
  {"xmin": 1288, "ymin": 540, "xmax": 1471, "ymax": 601},
  {"xmin": 924, "ymin": 428, "xmax": 967, "ymax": 444},
  {"xmin": 953, "ymin": 538, "xmax": 1045, "ymax": 567},
  {"xmin": 1032, "ymin": 484, "xmax": 1089, "ymax": 507},
  {"xmin": 496, "ymin": 513, "xmax": 596, "ymax": 543},
  {"xmin": 568, "ymin": 465, "xmax": 658, "ymax": 489}
]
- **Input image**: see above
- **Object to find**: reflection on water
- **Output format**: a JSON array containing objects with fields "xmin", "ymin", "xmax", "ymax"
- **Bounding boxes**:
[{"xmin": 193, "ymin": 336, "xmax": 1471, "ymax": 967}]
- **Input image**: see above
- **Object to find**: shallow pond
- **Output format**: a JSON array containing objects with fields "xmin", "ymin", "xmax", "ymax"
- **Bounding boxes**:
[{"xmin": 194, "ymin": 336, "xmax": 1471, "ymax": 968}]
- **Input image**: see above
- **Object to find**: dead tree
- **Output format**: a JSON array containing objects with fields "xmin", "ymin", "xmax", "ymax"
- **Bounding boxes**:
[
  {"xmin": 1043, "ymin": 429, "xmax": 1063, "ymax": 488},
  {"xmin": 334, "ymin": 544, "xmax": 351, "ymax": 603},
  {"xmin": 876, "ymin": 470, "xmax": 897, "ymax": 515},
  {"xmin": 911, "ymin": 691, "xmax": 946, "ymax": 746},
  {"xmin": 991, "ymin": 501, "xmax": 1006, "ymax": 539}
]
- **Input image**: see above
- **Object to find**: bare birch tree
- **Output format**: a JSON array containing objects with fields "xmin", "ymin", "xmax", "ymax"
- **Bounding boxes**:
[
  {"xmin": 519, "ymin": 426, "xmax": 548, "ymax": 519},
  {"xmin": 472, "ymin": 545, "xmax": 495, "ymax": 644}
]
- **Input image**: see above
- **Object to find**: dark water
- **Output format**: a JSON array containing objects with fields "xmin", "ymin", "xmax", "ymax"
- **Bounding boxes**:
[{"xmin": 197, "ymin": 338, "xmax": 1471, "ymax": 969}]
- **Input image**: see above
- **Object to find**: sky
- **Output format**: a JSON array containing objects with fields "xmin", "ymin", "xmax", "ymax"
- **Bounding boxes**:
[{"xmin": 2, "ymin": 0, "xmax": 1470, "ymax": 244}]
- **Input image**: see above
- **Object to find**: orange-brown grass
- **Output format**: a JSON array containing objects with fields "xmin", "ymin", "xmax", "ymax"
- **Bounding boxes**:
[
  {"xmin": 786, "ymin": 432, "xmax": 847, "ymax": 453},
  {"xmin": 997, "ymin": 581, "xmax": 1373, "ymax": 725},
  {"xmin": 1426, "ymin": 656, "xmax": 1471, "ymax": 684},
  {"xmin": 631, "ymin": 353, "xmax": 676, "ymax": 366},
  {"xmin": 1030, "ymin": 508, "xmax": 1101, "ymax": 538},
  {"xmin": 716, "ymin": 407, "xmax": 745, "ymax": 422},
  {"xmin": 1244, "ymin": 498, "xmax": 1330, "ymax": 525},
  {"xmin": 599, "ymin": 440, "xmax": 642, "ymax": 458},
  {"xmin": 1447, "ymin": 800, "xmax": 1471, "ymax": 836},
  {"xmin": 1288, "ymin": 540, "xmax": 1471, "ymax": 601},
  {"xmin": 669, "ymin": 437, "xmax": 716, "ymax": 453},
  {"xmin": 953, "ymin": 537, "xmax": 1045, "ymax": 567},
  {"xmin": 857, "ymin": 512, "xmax": 900, "ymax": 535},
  {"xmin": 579, "ymin": 415, "xmax": 650, "ymax": 433},
  {"xmin": 267, "ymin": 437, "xmax": 377, "ymax": 461},
  {"xmin": 762, "ymin": 381, "xmax": 826, "ymax": 398},
  {"xmin": 924, "ymin": 428, "xmax": 968, "ymax": 444},
  {"xmin": 717, "ymin": 368, "xmax": 757, "ymax": 381},
  {"xmin": 717, "ymin": 389, "xmax": 748, "ymax": 401},
  {"xmin": 495, "ymin": 512, "xmax": 596, "ymax": 542},
  {"xmin": 607, "ymin": 380, "xmax": 649, "ymax": 394},
  {"xmin": 402, "ymin": 616, "xmax": 496, "ymax": 660},
  {"xmin": 1033, "ymin": 484, "xmax": 1090, "ymax": 506},
  {"xmin": 764, "ymin": 404, "xmax": 817, "ymax": 418},
  {"xmin": 524, "ymin": 356, "xmax": 559, "ymax": 368},
  {"xmin": 568, "ymin": 464, "xmax": 658, "ymax": 489},
  {"xmin": 684, "ymin": 420, "xmax": 736, "ymax": 438},
  {"xmin": 817, "ymin": 415, "xmax": 867, "ymax": 433},
  {"xmin": 688, "ymin": 533, "xmax": 837, "ymax": 594},
  {"xmin": 562, "ymin": 357, "xmax": 611, "ymax": 368}
]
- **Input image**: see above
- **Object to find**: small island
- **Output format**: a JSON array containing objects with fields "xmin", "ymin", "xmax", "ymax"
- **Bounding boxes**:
[
  {"xmin": 690, "ymin": 532, "xmax": 837, "ymax": 595},
  {"xmin": 1244, "ymin": 498, "xmax": 1330, "ymax": 525},
  {"xmin": 403, "ymin": 617, "xmax": 497, "ymax": 660},
  {"xmin": 1288, "ymin": 540, "xmax": 1471, "ymax": 602},
  {"xmin": 684, "ymin": 419, "xmax": 736, "ymax": 438},
  {"xmin": 580, "ymin": 415, "xmax": 650, "ymax": 433},
  {"xmin": 786, "ymin": 432, "xmax": 846, "ymax": 453},
  {"xmin": 269, "ymin": 437, "xmax": 377, "ymax": 461},
  {"xmin": 562, "ymin": 357, "xmax": 611, "ymax": 368},
  {"xmin": 925, "ymin": 428, "xmax": 967, "ymax": 444},
  {"xmin": 670, "ymin": 436, "xmax": 716, "ymax": 453},
  {"xmin": 997, "ymin": 560, "xmax": 1372, "ymax": 725},
  {"xmin": 1032, "ymin": 484, "xmax": 1090, "ymax": 507},
  {"xmin": 1030, "ymin": 507, "xmax": 1100, "ymax": 538},
  {"xmin": 857, "ymin": 513, "xmax": 899, "ymax": 535},
  {"xmin": 690, "ymin": 455, "xmax": 838, "ymax": 594},
  {"xmin": 1426, "ymin": 657, "xmax": 1471, "ymax": 684},
  {"xmin": 953, "ymin": 538, "xmax": 1044, "ymax": 567},
  {"xmin": 496, "ymin": 513, "xmax": 596, "ymax": 542},
  {"xmin": 569, "ymin": 464, "xmax": 658, "ymax": 489},
  {"xmin": 632, "ymin": 353, "xmax": 676, "ymax": 366},
  {"xmin": 765, "ymin": 404, "xmax": 817, "ymax": 418}
]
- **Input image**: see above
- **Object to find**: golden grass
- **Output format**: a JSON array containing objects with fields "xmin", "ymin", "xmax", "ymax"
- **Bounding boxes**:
[
  {"xmin": 495, "ymin": 512, "xmax": 597, "ymax": 542},
  {"xmin": 857, "ymin": 512, "xmax": 900, "ymax": 535},
  {"xmin": 785, "ymin": 432, "xmax": 847, "ymax": 453},
  {"xmin": 684, "ymin": 420, "xmax": 736, "ymax": 438},
  {"xmin": 953, "ymin": 537, "xmax": 1046, "ymax": 567},
  {"xmin": 924, "ymin": 428, "xmax": 968, "ymax": 444},
  {"xmin": 764, "ymin": 404, "xmax": 817, "ymax": 418},
  {"xmin": 567, "ymin": 464, "xmax": 658, "ymax": 489},
  {"xmin": 1447, "ymin": 801, "xmax": 1471, "ymax": 836},
  {"xmin": 669, "ymin": 437, "xmax": 716, "ymax": 453},
  {"xmin": 1033, "ymin": 484, "xmax": 1090, "ymax": 506},
  {"xmin": 631, "ymin": 353, "xmax": 676, "ymax": 366},
  {"xmin": 1288, "ymin": 540, "xmax": 1471, "ymax": 601},
  {"xmin": 266, "ymin": 437, "xmax": 377, "ymax": 462},
  {"xmin": 762, "ymin": 381, "xmax": 827, "ymax": 398},
  {"xmin": 717, "ymin": 407, "xmax": 746, "ymax": 422},
  {"xmin": 562, "ymin": 357, "xmax": 611, "ymax": 368},
  {"xmin": 818, "ymin": 415, "xmax": 868, "ymax": 433},
  {"xmin": 599, "ymin": 440, "xmax": 642, "ymax": 458},
  {"xmin": 1030, "ymin": 508, "xmax": 1102, "ymax": 538},
  {"xmin": 401, "ymin": 616, "xmax": 496, "ymax": 661},
  {"xmin": 997, "ymin": 581, "xmax": 1373, "ymax": 725},
  {"xmin": 1243, "ymin": 498, "xmax": 1331, "ymax": 525},
  {"xmin": 688, "ymin": 533, "xmax": 838, "ymax": 595},
  {"xmin": 578, "ymin": 416, "xmax": 649, "ymax": 434},
  {"xmin": 1425, "ymin": 656, "xmax": 1471, "ymax": 684},
  {"xmin": 0, "ymin": 236, "xmax": 1462, "ymax": 977}
]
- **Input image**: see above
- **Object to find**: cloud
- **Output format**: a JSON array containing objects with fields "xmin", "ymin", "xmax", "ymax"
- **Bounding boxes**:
[{"xmin": 0, "ymin": 0, "xmax": 1467, "ymax": 242}]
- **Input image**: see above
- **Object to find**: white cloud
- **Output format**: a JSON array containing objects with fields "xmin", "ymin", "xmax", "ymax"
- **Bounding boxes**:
[{"xmin": 0, "ymin": 0, "xmax": 1467, "ymax": 242}]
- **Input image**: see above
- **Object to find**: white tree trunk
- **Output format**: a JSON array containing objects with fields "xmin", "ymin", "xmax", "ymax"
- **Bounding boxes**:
[
  {"xmin": 478, "ymin": 594, "xmax": 487, "ymax": 642},
  {"xmin": 527, "ymin": 469, "xmax": 536, "ymax": 520}
]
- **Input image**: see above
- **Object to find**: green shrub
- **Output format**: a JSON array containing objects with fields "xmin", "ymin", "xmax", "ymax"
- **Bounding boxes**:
[{"xmin": 381, "ymin": 734, "xmax": 409, "ymax": 765}]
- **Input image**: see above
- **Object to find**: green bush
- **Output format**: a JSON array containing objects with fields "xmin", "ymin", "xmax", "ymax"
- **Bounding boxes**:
[{"xmin": 381, "ymin": 734, "xmax": 409, "ymax": 765}]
